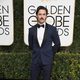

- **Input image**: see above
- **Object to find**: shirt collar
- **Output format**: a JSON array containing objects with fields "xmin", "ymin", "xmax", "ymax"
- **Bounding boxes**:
[{"xmin": 37, "ymin": 22, "xmax": 46, "ymax": 28}]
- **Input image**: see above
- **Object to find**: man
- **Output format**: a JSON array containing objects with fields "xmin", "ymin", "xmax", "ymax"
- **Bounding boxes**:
[{"xmin": 28, "ymin": 6, "xmax": 60, "ymax": 80}]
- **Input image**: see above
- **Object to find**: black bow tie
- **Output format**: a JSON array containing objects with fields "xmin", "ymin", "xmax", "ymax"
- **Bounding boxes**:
[{"xmin": 37, "ymin": 24, "xmax": 44, "ymax": 28}]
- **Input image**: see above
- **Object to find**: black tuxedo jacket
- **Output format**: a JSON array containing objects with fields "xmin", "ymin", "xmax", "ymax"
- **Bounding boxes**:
[{"xmin": 28, "ymin": 23, "xmax": 60, "ymax": 65}]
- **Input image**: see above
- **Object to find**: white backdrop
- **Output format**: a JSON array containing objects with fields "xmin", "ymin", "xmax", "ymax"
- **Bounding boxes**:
[
  {"xmin": 24, "ymin": 0, "xmax": 76, "ymax": 46},
  {"xmin": 0, "ymin": 0, "xmax": 14, "ymax": 45}
]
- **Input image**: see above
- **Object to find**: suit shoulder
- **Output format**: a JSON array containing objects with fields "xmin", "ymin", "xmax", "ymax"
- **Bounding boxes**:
[
  {"xmin": 29, "ymin": 27, "xmax": 32, "ymax": 30},
  {"xmin": 29, "ymin": 24, "xmax": 37, "ymax": 29},
  {"xmin": 29, "ymin": 27, "xmax": 33, "ymax": 32},
  {"xmin": 29, "ymin": 25, "xmax": 36, "ymax": 30},
  {"xmin": 47, "ymin": 23, "xmax": 57, "ymax": 30}
]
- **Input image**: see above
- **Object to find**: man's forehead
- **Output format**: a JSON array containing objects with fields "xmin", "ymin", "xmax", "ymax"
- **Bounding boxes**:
[{"xmin": 38, "ymin": 9, "xmax": 46, "ymax": 13}]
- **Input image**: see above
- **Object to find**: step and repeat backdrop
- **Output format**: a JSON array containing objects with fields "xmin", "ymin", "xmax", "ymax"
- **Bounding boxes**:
[
  {"xmin": 24, "ymin": 0, "xmax": 76, "ymax": 46},
  {"xmin": 0, "ymin": 0, "xmax": 76, "ymax": 46},
  {"xmin": 0, "ymin": 0, "xmax": 14, "ymax": 45}
]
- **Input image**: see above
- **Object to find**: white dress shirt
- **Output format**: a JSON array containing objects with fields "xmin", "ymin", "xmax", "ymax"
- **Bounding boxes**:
[{"xmin": 37, "ymin": 23, "xmax": 46, "ymax": 47}]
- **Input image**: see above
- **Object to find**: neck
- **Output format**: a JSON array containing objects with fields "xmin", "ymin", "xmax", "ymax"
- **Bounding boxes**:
[{"xmin": 38, "ymin": 22, "xmax": 46, "ymax": 25}]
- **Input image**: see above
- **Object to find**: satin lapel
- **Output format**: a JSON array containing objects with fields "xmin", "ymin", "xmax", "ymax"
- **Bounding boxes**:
[
  {"xmin": 33, "ymin": 25, "xmax": 40, "ymax": 47},
  {"xmin": 41, "ymin": 23, "xmax": 48, "ymax": 47}
]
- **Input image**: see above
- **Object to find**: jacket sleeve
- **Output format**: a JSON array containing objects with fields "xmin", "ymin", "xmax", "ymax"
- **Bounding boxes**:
[
  {"xmin": 52, "ymin": 27, "xmax": 61, "ymax": 53},
  {"xmin": 28, "ymin": 28, "xmax": 33, "ymax": 50}
]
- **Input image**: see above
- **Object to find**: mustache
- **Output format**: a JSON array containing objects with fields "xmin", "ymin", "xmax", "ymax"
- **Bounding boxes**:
[{"xmin": 40, "ymin": 18, "xmax": 44, "ymax": 20}]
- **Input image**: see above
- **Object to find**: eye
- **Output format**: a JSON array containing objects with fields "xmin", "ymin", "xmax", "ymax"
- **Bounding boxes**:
[
  {"xmin": 43, "ymin": 13, "xmax": 46, "ymax": 15},
  {"xmin": 39, "ymin": 14, "xmax": 42, "ymax": 15}
]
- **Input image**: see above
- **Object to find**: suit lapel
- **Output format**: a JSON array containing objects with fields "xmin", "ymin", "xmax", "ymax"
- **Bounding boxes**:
[
  {"xmin": 33, "ymin": 24, "xmax": 40, "ymax": 47},
  {"xmin": 41, "ymin": 23, "xmax": 48, "ymax": 47},
  {"xmin": 33, "ymin": 23, "xmax": 48, "ymax": 48}
]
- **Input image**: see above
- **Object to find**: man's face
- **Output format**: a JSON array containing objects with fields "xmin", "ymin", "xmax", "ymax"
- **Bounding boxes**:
[{"xmin": 36, "ymin": 9, "xmax": 47, "ymax": 24}]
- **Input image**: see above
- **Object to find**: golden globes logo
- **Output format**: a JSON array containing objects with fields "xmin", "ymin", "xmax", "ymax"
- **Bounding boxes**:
[
  {"xmin": 0, "ymin": 0, "xmax": 14, "ymax": 45},
  {"xmin": 24, "ymin": 0, "xmax": 75, "ymax": 46}
]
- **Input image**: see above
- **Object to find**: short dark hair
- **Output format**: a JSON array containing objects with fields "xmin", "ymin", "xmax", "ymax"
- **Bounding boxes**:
[{"xmin": 36, "ymin": 6, "xmax": 48, "ymax": 15}]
